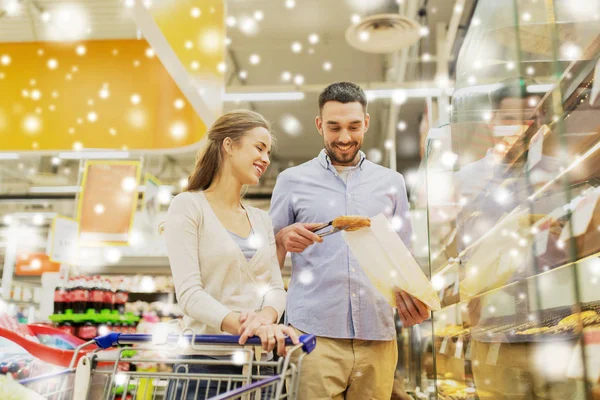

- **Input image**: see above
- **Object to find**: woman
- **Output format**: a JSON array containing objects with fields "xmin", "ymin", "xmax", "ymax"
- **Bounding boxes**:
[{"xmin": 164, "ymin": 110, "xmax": 298, "ymax": 399}]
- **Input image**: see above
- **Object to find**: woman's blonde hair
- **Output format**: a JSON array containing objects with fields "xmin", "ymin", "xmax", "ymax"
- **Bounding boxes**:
[{"xmin": 187, "ymin": 109, "xmax": 271, "ymax": 192}]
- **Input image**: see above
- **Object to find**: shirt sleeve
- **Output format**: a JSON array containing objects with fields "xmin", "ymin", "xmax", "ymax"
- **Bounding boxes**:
[
  {"xmin": 269, "ymin": 171, "xmax": 296, "ymax": 234},
  {"xmin": 259, "ymin": 211, "xmax": 287, "ymax": 321},
  {"xmin": 393, "ymin": 173, "xmax": 413, "ymax": 250},
  {"xmin": 165, "ymin": 193, "xmax": 232, "ymax": 332}
]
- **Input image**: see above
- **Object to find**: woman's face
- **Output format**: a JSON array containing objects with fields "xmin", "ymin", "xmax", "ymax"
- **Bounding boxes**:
[{"xmin": 229, "ymin": 126, "xmax": 272, "ymax": 186}]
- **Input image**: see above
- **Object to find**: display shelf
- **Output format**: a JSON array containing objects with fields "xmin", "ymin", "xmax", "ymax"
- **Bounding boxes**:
[
  {"xmin": 49, "ymin": 309, "xmax": 140, "ymax": 324},
  {"xmin": 407, "ymin": 1, "xmax": 600, "ymax": 398}
]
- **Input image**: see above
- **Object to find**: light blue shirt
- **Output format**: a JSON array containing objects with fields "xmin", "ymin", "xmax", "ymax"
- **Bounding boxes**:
[{"xmin": 270, "ymin": 149, "xmax": 412, "ymax": 341}]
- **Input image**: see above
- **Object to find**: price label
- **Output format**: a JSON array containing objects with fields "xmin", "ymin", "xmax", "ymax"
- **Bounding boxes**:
[
  {"xmin": 440, "ymin": 336, "xmax": 450, "ymax": 355},
  {"xmin": 48, "ymin": 216, "xmax": 79, "ymax": 265},
  {"xmin": 454, "ymin": 335, "xmax": 464, "ymax": 359},
  {"xmin": 465, "ymin": 340, "xmax": 472, "ymax": 360},
  {"xmin": 486, "ymin": 342, "xmax": 501, "ymax": 365},
  {"xmin": 560, "ymin": 191, "xmax": 600, "ymax": 241},
  {"xmin": 535, "ymin": 227, "xmax": 550, "ymax": 256},
  {"xmin": 527, "ymin": 125, "xmax": 548, "ymax": 171}
]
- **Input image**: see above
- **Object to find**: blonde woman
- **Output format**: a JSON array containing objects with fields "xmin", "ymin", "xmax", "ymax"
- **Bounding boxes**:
[{"xmin": 164, "ymin": 110, "xmax": 299, "ymax": 399}]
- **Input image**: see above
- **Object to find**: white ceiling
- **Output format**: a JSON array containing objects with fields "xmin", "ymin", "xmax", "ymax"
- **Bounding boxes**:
[{"xmin": 0, "ymin": 0, "xmax": 469, "ymax": 201}]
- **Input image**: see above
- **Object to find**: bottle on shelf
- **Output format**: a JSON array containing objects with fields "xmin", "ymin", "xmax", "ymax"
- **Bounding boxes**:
[
  {"xmin": 115, "ymin": 279, "xmax": 129, "ymax": 314},
  {"xmin": 91, "ymin": 276, "xmax": 104, "ymax": 312},
  {"xmin": 53, "ymin": 282, "xmax": 67, "ymax": 314},
  {"xmin": 103, "ymin": 278, "xmax": 114, "ymax": 311}
]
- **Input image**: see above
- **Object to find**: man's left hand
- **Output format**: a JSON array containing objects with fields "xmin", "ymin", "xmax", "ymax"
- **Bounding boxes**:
[{"xmin": 394, "ymin": 289, "xmax": 430, "ymax": 327}]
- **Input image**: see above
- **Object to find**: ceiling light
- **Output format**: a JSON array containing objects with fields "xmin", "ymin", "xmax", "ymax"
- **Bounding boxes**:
[
  {"xmin": 359, "ymin": 31, "xmax": 369, "ymax": 42},
  {"xmin": 99, "ymin": 87, "xmax": 110, "ymax": 99},
  {"xmin": 419, "ymin": 26, "xmax": 430, "ymax": 37},
  {"xmin": 239, "ymin": 70, "xmax": 248, "ymax": 79},
  {"xmin": 397, "ymin": 121, "xmax": 407, "ymax": 131},
  {"xmin": 31, "ymin": 89, "xmax": 41, "ymax": 101},
  {"xmin": 0, "ymin": 55, "xmax": 11, "ymax": 66},
  {"xmin": 174, "ymin": 98, "xmax": 185, "ymax": 109},
  {"xmin": 284, "ymin": 0, "xmax": 295, "ymax": 9},
  {"xmin": 184, "ymin": 40, "xmax": 193, "ymax": 49},
  {"xmin": 87, "ymin": 111, "xmax": 98, "ymax": 122},
  {"xmin": 226, "ymin": 16, "xmax": 237, "ymax": 27},
  {"xmin": 179, "ymin": 178, "xmax": 188, "ymax": 189},
  {"xmin": 190, "ymin": 60, "xmax": 199, "ymax": 70},
  {"xmin": 454, "ymin": 4, "xmax": 463, "ymax": 13},
  {"xmin": 145, "ymin": 48, "xmax": 155, "ymax": 58},
  {"xmin": 308, "ymin": 33, "xmax": 319, "ymax": 44},
  {"xmin": 130, "ymin": 94, "xmax": 141, "ymax": 105},
  {"xmin": 392, "ymin": 90, "xmax": 407, "ymax": 105},
  {"xmin": 323, "ymin": 61, "xmax": 332, "ymax": 71},
  {"xmin": 170, "ymin": 121, "xmax": 187, "ymax": 140},
  {"xmin": 293, "ymin": 74, "xmax": 304, "ymax": 86},
  {"xmin": 472, "ymin": 17, "xmax": 481, "ymax": 27},
  {"xmin": 506, "ymin": 61, "xmax": 516, "ymax": 70},
  {"xmin": 190, "ymin": 7, "xmax": 201, "ymax": 18},
  {"xmin": 238, "ymin": 16, "xmax": 259, "ymax": 36},
  {"xmin": 23, "ymin": 115, "xmax": 41, "ymax": 133},
  {"xmin": 47, "ymin": 58, "xmax": 58, "ymax": 69},
  {"xmin": 94, "ymin": 204, "xmax": 105, "ymax": 215},
  {"xmin": 249, "ymin": 54, "xmax": 261, "ymax": 65},
  {"xmin": 522, "ymin": 12, "xmax": 532, "ymax": 21},
  {"xmin": 33, "ymin": 214, "xmax": 44, "ymax": 226},
  {"xmin": 51, "ymin": 157, "xmax": 61, "ymax": 166},
  {"xmin": 281, "ymin": 71, "xmax": 292, "ymax": 82},
  {"xmin": 253, "ymin": 10, "xmax": 264, "ymax": 21},
  {"xmin": 121, "ymin": 177, "xmax": 137, "ymax": 192},
  {"xmin": 351, "ymin": 14, "xmax": 361, "ymax": 24},
  {"xmin": 76, "ymin": 45, "xmax": 86, "ymax": 56},
  {"xmin": 223, "ymin": 92, "xmax": 305, "ymax": 102},
  {"xmin": 217, "ymin": 62, "xmax": 227, "ymax": 73},
  {"xmin": 291, "ymin": 42, "xmax": 302, "ymax": 53},
  {"xmin": 422, "ymin": 52, "xmax": 432, "ymax": 61},
  {"xmin": 280, "ymin": 114, "xmax": 302, "ymax": 136},
  {"xmin": 526, "ymin": 66, "xmax": 535, "ymax": 75},
  {"xmin": 59, "ymin": 151, "xmax": 130, "ymax": 160}
]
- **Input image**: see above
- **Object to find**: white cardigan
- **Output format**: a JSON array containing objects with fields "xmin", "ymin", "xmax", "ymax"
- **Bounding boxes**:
[{"xmin": 164, "ymin": 191, "xmax": 286, "ymax": 337}]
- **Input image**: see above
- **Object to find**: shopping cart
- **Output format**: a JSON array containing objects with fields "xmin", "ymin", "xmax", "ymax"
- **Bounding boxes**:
[{"xmin": 18, "ymin": 331, "xmax": 317, "ymax": 399}]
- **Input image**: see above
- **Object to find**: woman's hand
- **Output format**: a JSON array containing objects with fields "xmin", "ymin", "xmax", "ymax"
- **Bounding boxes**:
[
  {"xmin": 238, "ymin": 308, "xmax": 278, "ymax": 343},
  {"xmin": 238, "ymin": 324, "xmax": 300, "ymax": 356}
]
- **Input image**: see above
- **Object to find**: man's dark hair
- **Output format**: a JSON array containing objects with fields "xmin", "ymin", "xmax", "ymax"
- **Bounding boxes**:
[{"xmin": 318, "ymin": 82, "xmax": 367, "ymax": 113}]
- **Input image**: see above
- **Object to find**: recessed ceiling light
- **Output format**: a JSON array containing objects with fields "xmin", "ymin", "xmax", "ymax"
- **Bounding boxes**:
[
  {"xmin": 249, "ymin": 54, "xmax": 261, "ymax": 65},
  {"xmin": 284, "ymin": 0, "xmax": 295, "ymax": 9},
  {"xmin": 253, "ymin": 10, "xmax": 264, "ymax": 21},
  {"xmin": 351, "ymin": 14, "xmax": 361, "ymax": 24},
  {"xmin": 291, "ymin": 42, "xmax": 302, "ymax": 53},
  {"xmin": 293, "ymin": 74, "xmax": 304, "ymax": 85},
  {"xmin": 308, "ymin": 33, "xmax": 319, "ymax": 44},
  {"xmin": 323, "ymin": 61, "xmax": 332, "ymax": 71},
  {"xmin": 281, "ymin": 71, "xmax": 292, "ymax": 82}
]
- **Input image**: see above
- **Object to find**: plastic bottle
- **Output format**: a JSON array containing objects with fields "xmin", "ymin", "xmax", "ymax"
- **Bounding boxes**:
[
  {"xmin": 53, "ymin": 282, "xmax": 67, "ymax": 314},
  {"xmin": 115, "ymin": 279, "xmax": 128, "ymax": 314},
  {"xmin": 91, "ymin": 276, "xmax": 103, "ymax": 312}
]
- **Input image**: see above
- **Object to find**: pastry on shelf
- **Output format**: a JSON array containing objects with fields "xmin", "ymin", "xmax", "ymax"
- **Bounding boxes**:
[
  {"xmin": 515, "ymin": 326, "xmax": 551, "ymax": 335},
  {"xmin": 558, "ymin": 311, "xmax": 598, "ymax": 327}
]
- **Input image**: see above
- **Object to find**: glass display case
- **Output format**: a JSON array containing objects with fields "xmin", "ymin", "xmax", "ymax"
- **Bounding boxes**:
[{"xmin": 409, "ymin": 0, "xmax": 600, "ymax": 399}]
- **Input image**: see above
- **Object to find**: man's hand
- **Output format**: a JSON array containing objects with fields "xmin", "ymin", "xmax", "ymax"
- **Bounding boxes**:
[
  {"xmin": 394, "ymin": 289, "xmax": 429, "ymax": 327},
  {"xmin": 275, "ymin": 223, "xmax": 324, "ymax": 253}
]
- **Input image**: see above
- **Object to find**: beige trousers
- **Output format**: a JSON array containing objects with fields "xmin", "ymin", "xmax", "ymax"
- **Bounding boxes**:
[{"xmin": 292, "ymin": 327, "xmax": 398, "ymax": 400}]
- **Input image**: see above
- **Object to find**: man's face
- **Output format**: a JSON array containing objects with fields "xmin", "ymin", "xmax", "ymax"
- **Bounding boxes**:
[{"xmin": 315, "ymin": 101, "xmax": 370, "ymax": 166}]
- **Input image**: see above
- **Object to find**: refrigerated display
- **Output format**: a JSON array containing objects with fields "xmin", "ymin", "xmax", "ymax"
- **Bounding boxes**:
[{"xmin": 407, "ymin": 0, "xmax": 600, "ymax": 399}]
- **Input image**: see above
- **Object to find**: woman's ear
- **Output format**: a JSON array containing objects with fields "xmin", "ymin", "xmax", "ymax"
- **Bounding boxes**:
[{"xmin": 222, "ymin": 137, "xmax": 234, "ymax": 156}]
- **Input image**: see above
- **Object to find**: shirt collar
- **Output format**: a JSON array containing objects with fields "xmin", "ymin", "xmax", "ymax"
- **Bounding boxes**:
[{"xmin": 317, "ymin": 149, "xmax": 367, "ymax": 171}]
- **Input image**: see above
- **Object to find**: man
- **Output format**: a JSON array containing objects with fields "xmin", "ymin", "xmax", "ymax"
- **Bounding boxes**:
[{"xmin": 270, "ymin": 82, "xmax": 429, "ymax": 400}]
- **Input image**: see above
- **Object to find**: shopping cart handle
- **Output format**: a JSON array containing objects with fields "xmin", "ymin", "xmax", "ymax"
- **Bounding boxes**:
[{"xmin": 94, "ymin": 332, "xmax": 317, "ymax": 354}]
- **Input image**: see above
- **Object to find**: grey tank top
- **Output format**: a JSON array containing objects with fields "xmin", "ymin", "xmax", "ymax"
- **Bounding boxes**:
[{"xmin": 228, "ymin": 229, "xmax": 257, "ymax": 261}]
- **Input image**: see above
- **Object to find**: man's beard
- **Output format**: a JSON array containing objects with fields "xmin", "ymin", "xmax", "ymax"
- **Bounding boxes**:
[{"xmin": 325, "ymin": 141, "xmax": 361, "ymax": 165}]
